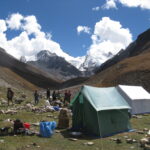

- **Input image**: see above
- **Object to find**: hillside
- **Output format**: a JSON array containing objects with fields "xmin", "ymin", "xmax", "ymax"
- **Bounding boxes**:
[
  {"xmin": 0, "ymin": 48, "xmax": 60, "ymax": 90},
  {"xmin": 85, "ymin": 51, "xmax": 150, "ymax": 92}
]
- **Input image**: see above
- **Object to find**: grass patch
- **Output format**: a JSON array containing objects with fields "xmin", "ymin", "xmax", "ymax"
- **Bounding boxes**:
[{"xmin": 0, "ymin": 90, "xmax": 149, "ymax": 150}]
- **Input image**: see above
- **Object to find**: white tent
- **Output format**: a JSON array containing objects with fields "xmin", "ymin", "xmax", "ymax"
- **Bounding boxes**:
[{"xmin": 117, "ymin": 85, "xmax": 150, "ymax": 114}]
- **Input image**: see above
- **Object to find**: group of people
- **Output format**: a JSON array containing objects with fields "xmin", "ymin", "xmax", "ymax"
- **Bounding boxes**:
[
  {"xmin": 34, "ymin": 88, "xmax": 72, "ymax": 105},
  {"xmin": 46, "ymin": 88, "xmax": 61, "ymax": 101},
  {"xmin": 6, "ymin": 87, "xmax": 72, "ymax": 106}
]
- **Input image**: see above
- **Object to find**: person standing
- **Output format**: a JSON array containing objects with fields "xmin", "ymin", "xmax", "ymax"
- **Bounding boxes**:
[
  {"xmin": 7, "ymin": 88, "xmax": 14, "ymax": 106},
  {"xmin": 34, "ymin": 90, "xmax": 39, "ymax": 105},
  {"xmin": 52, "ymin": 90, "xmax": 57, "ymax": 101},
  {"xmin": 67, "ymin": 90, "xmax": 71, "ymax": 103},
  {"xmin": 64, "ymin": 90, "xmax": 68, "ymax": 104},
  {"xmin": 46, "ymin": 88, "xmax": 50, "ymax": 100}
]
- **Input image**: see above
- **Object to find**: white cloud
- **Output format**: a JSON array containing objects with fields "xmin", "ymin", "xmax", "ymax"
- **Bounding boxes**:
[
  {"xmin": 6, "ymin": 13, "xmax": 23, "ymax": 30},
  {"xmin": 102, "ymin": 0, "xmax": 150, "ymax": 10},
  {"xmin": 0, "ymin": 20, "xmax": 7, "ymax": 33},
  {"xmin": 77, "ymin": 26, "xmax": 91, "ymax": 34},
  {"xmin": 23, "ymin": 15, "xmax": 43, "ymax": 37},
  {"xmin": 119, "ymin": 0, "xmax": 150, "ymax": 9},
  {"xmin": 83, "ymin": 17, "xmax": 132, "ymax": 68},
  {"xmin": 102, "ymin": 0, "xmax": 117, "ymax": 9},
  {"xmin": 92, "ymin": 6, "xmax": 100, "ymax": 11},
  {"xmin": 0, "ymin": 13, "xmax": 78, "ymax": 63}
]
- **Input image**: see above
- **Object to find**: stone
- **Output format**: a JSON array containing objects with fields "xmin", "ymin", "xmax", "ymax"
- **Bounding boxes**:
[
  {"xmin": 87, "ymin": 142, "xmax": 94, "ymax": 146},
  {"xmin": 144, "ymin": 128, "xmax": 149, "ymax": 132},
  {"xmin": 69, "ymin": 138, "xmax": 78, "ymax": 141},
  {"xmin": 144, "ymin": 144, "xmax": 150, "ymax": 150},
  {"xmin": 32, "ymin": 123, "xmax": 40, "ymax": 126},
  {"xmin": 137, "ymin": 130, "xmax": 145, "ymax": 134},
  {"xmin": 36, "ymin": 146, "xmax": 40, "ymax": 148},
  {"xmin": 140, "ymin": 138, "xmax": 150, "ymax": 147},
  {"xmin": 0, "ymin": 110, "xmax": 5, "ymax": 114},
  {"xmin": 0, "ymin": 139, "xmax": 4, "ymax": 143},
  {"xmin": 55, "ymin": 130, "xmax": 60, "ymax": 133},
  {"xmin": 47, "ymin": 115, "xmax": 54, "ymax": 118},
  {"xmin": 124, "ymin": 136, "xmax": 128, "ymax": 139},
  {"xmin": 126, "ymin": 139, "xmax": 133, "ymax": 144},
  {"xmin": 116, "ymin": 138, "xmax": 122, "ymax": 144}
]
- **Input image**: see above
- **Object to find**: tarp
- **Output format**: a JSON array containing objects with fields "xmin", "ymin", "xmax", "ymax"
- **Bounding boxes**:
[{"xmin": 40, "ymin": 121, "xmax": 56, "ymax": 137}]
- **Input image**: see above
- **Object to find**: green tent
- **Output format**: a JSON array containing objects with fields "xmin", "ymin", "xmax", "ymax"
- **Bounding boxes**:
[{"xmin": 70, "ymin": 85, "xmax": 132, "ymax": 137}]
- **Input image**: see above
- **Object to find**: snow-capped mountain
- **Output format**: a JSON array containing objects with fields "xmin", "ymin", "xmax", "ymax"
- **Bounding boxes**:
[
  {"xmin": 26, "ymin": 48, "xmax": 115, "ymax": 72},
  {"xmin": 28, "ymin": 50, "xmax": 84, "ymax": 81},
  {"xmin": 80, "ymin": 51, "xmax": 114, "ymax": 71}
]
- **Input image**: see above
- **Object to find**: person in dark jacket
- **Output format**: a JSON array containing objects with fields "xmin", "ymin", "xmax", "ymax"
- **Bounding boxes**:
[
  {"xmin": 34, "ymin": 90, "xmax": 39, "ymax": 105},
  {"xmin": 52, "ymin": 91, "xmax": 57, "ymax": 101},
  {"xmin": 67, "ymin": 90, "xmax": 71, "ymax": 103},
  {"xmin": 46, "ymin": 88, "xmax": 50, "ymax": 100},
  {"xmin": 7, "ymin": 88, "xmax": 14, "ymax": 106},
  {"xmin": 64, "ymin": 90, "xmax": 68, "ymax": 104},
  {"xmin": 13, "ymin": 119, "xmax": 24, "ymax": 134}
]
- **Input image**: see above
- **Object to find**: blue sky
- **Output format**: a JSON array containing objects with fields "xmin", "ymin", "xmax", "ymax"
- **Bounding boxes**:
[{"xmin": 0, "ymin": 0, "xmax": 150, "ymax": 59}]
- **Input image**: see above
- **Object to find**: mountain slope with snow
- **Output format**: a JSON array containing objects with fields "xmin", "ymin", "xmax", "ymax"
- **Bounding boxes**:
[{"xmin": 28, "ymin": 50, "xmax": 84, "ymax": 81}]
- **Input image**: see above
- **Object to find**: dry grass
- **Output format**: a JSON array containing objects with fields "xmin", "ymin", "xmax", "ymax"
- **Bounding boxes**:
[{"xmin": 85, "ymin": 51, "xmax": 150, "ymax": 92}]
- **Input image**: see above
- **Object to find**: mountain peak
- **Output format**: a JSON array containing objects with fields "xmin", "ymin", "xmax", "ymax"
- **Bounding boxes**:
[{"xmin": 37, "ymin": 50, "xmax": 57, "ymax": 61}]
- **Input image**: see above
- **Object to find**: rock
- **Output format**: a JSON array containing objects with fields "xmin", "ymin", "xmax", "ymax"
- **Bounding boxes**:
[
  {"xmin": 69, "ymin": 138, "xmax": 78, "ymax": 141},
  {"xmin": 132, "ymin": 115, "xmax": 137, "ymax": 118},
  {"xmin": 144, "ymin": 128, "xmax": 149, "ymax": 132},
  {"xmin": 86, "ymin": 142, "xmax": 94, "ymax": 146},
  {"xmin": 32, "ymin": 143, "xmax": 37, "ymax": 146},
  {"xmin": 132, "ymin": 139, "xmax": 137, "ymax": 143},
  {"xmin": 116, "ymin": 138, "xmax": 122, "ymax": 144},
  {"xmin": 36, "ymin": 146, "xmax": 40, "ymax": 148},
  {"xmin": 110, "ymin": 138, "xmax": 117, "ymax": 141},
  {"xmin": 47, "ymin": 115, "xmax": 54, "ymax": 118},
  {"xmin": 124, "ymin": 136, "xmax": 128, "ymax": 139},
  {"xmin": 130, "ymin": 146, "xmax": 135, "ymax": 149},
  {"xmin": 55, "ymin": 130, "xmax": 60, "ymax": 133},
  {"xmin": 15, "ymin": 99, "xmax": 24, "ymax": 104},
  {"xmin": 5, "ymin": 110, "xmax": 17, "ymax": 115},
  {"xmin": 21, "ymin": 94, "xmax": 26, "ymax": 98},
  {"xmin": 32, "ymin": 123, "xmax": 40, "ymax": 126},
  {"xmin": 45, "ymin": 106, "xmax": 54, "ymax": 112},
  {"xmin": 26, "ymin": 145, "xmax": 30, "ymax": 148},
  {"xmin": 0, "ymin": 139, "xmax": 4, "ymax": 143},
  {"xmin": 144, "ymin": 144, "xmax": 150, "ymax": 150},
  {"xmin": 137, "ymin": 115, "xmax": 142, "ymax": 119},
  {"xmin": 140, "ymin": 138, "xmax": 150, "ymax": 147},
  {"xmin": 1, "ymin": 99, "xmax": 7, "ymax": 105},
  {"xmin": 126, "ymin": 139, "xmax": 133, "ymax": 144},
  {"xmin": 137, "ymin": 130, "xmax": 145, "ymax": 134},
  {"xmin": 0, "ymin": 110, "xmax": 5, "ymax": 114},
  {"xmin": 147, "ymin": 130, "xmax": 150, "ymax": 136}
]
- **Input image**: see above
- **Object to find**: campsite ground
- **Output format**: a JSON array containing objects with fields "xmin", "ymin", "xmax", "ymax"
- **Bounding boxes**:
[{"xmin": 0, "ymin": 89, "xmax": 149, "ymax": 150}]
